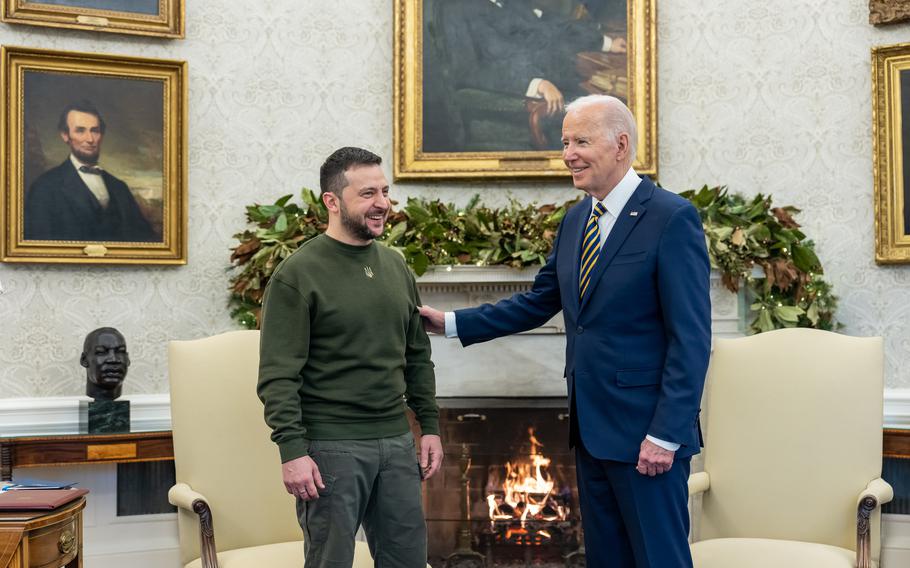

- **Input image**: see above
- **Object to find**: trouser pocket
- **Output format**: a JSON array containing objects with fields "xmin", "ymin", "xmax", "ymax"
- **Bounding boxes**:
[{"xmin": 297, "ymin": 472, "xmax": 337, "ymax": 544}]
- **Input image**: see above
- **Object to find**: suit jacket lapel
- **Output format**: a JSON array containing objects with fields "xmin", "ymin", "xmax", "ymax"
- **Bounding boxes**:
[
  {"xmin": 59, "ymin": 160, "xmax": 103, "ymax": 217},
  {"xmin": 578, "ymin": 178, "xmax": 653, "ymax": 313},
  {"xmin": 565, "ymin": 202, "xmax": 588, "ymax": 313}
]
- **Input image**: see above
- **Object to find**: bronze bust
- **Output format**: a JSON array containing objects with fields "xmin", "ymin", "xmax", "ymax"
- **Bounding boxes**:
[{"xmin": 80, "ymin": 327, "xmax": 130, "ymax": 401}]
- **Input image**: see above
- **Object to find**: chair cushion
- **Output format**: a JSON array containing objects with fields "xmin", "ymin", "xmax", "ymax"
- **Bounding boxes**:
[
  {"xmin": 185, "ymin": 541, "xmax": 303, "ymax": 568},
  {"xmin": 691, "ymin": 538, "xmax": 876, "ymax": 568},
  {"xmin": 184, "ymin": 540, "xmax": 392, "ymax": 568}
]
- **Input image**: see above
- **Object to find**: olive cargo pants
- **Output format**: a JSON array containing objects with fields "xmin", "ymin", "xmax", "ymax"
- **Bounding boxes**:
[{"xmin": 297, "ymin": 432, "xmax": 427, "ymax": 567}]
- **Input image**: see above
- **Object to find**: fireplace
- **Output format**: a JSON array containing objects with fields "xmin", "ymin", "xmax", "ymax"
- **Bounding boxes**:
[{"xmin": 422, "ymin": 398, "xmax": 584, "ymax": 568}]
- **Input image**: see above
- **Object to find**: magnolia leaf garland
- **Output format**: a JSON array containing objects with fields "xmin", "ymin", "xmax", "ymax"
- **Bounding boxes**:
[{"xmin": 229, "ymin": 186, "xmax": 837, "ymax": 334}]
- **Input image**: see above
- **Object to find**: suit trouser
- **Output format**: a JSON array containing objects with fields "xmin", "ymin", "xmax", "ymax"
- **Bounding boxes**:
[
  {"xmin": 568, "ymin": 389, "xmax": 693, "ymax": 568},
  {"xmin": 296, "ymin": 432, "xmax": 427, "ymax": 568},
  {"xmin": 575, "ymin": 441, "xmax": 692, "ymax": 568}
]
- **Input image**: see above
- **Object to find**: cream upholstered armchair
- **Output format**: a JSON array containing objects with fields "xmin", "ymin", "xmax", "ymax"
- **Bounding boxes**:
[
  {"xmin": 167, "ymin": 330, "xmax": 376, "ymax": 568},
  {"xmin": 688, "ymin": 328, "xmax": 893, "ymax": 568}
]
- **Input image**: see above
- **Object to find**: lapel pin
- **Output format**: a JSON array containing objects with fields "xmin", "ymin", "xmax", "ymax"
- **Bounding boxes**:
[{"xmin": 630, "ymin": 211, "xmax": 639, "ymax": 217}]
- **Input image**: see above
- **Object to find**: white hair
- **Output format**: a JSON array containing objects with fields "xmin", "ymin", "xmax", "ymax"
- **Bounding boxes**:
[{"xmin": 565, "ymin": 95, "xmax": 637, "ymax": 163}]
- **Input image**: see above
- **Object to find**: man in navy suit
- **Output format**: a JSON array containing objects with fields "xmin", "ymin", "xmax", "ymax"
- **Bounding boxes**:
[
  {"xmin": 24, "ymin": 100, "xmax": 157, "ymax": 242},
  {"xmin": 420, "ymin": 95, "xmax": 711, "ymax": 567}
]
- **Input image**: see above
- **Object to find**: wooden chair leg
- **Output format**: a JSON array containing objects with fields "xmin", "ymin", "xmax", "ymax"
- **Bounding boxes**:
[{"xmin": 856, "ymin": 495, "xmax": 878, "ymax": 568}]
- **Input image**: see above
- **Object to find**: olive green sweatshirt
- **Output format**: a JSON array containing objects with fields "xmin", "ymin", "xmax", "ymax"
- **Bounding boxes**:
[{"xmin": 257, "ymin": 234, "xmax": 439, "ymax": 463}]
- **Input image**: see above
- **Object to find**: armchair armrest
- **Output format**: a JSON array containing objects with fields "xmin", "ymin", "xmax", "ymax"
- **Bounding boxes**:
[
  {"xmin": 856, "ymin": 477, "xmax": 893, "ymax": 568},
  {"xmin": 169, "ymin": 483, "xmax": 220, "ymax": 568},
  {"xmin": 168, "ymin": 482, "xmax": 208, "ymax": 511},
  {"xmin": 687, "ymin": 471, "xmax": 710, "ymax": 495},
  {"xmin": 858, "ymin": 477, "xmax": 893, "ymax": 506}
]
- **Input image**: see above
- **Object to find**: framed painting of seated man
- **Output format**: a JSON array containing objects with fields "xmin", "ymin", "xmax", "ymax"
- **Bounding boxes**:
[
  {"xmin": 1, "ymin": 46, "xmax": 187, "ymax": 264},
  {"xmin": 394, "ymin": 0, "xmax": 656, "ymax": 179}
]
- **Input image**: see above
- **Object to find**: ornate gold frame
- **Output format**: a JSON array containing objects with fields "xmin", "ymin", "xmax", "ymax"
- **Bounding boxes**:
[
  {"xmin": 1, "ymin": 46, "xmax": 188, "ymax": 264},
  {"xmin": 393, "ymin": 0, "xmax": 656, "ymax": 180},
  {"xmin": 1, "ymin": 0, "xmax": 183, "ymax": 38},
  {"xmin": 869, "ymin": 0, "xmax": 910, "ymax": 26},
  {"xmin": 872, "ymin": 42, "xmax": 910, "ymax": 264}
]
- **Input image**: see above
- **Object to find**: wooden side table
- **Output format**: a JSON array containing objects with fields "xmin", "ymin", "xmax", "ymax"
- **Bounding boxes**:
[
  {"xmin": 0, "ymin": 497, "xmax": 85, "ymax": 568},
  {"xmin": 884, "ymin": 427, "xmax": 910, "ymax": 459},
  {"xmin": 0, "ymin": 431, "xmax": 173, "ymax": 481}
]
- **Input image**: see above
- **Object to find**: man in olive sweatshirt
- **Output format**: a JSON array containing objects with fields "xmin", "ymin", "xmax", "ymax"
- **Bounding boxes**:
[{"xmin": 257, "ymin": 146, "xmax": 442, "ymax": 567}]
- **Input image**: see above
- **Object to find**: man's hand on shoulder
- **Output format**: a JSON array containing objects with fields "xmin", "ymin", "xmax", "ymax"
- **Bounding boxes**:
[
  {"xmin": 418, "ymin": 305, "xmax": 445, "ymax": 335},
  {"xmin": 419, "ymin": 434, "xmax": 444, "ymax": 480},
  {"xmin": 636, "ymin": 438, "xmax": 674, "ymax": 476},
  {"xmin": 282, "ymin": 455, "xmax": 325, "ymax": 500}
]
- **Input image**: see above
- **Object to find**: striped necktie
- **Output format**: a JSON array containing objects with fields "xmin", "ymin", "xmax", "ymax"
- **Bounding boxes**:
[{"xmin": 579, "ymin": 202, "xmax": 607, "ymax": 300}]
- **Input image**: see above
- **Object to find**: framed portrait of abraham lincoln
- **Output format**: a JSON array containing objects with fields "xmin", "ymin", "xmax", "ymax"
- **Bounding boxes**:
[
  {"xmin": 394, "ymin": 0, "xmax": 656, "ymax": 180},
  {"xmin": 1, "ymin": 46, "xmax": 187, "ymax": 264}
]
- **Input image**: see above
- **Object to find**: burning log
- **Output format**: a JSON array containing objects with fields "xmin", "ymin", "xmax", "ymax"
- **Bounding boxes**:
[{"xmin": 485, "ymin": 428, "xmax": 571, "ymax": 544}]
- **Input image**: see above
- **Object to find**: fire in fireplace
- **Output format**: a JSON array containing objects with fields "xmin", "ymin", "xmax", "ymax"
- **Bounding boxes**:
[
  {"xmin": 485, "ymin": 427, "xmax": 571, "ymax": 545},
  {"xmin": 418, "ymin": 398, "xmax": 584, "ymax": 568}
]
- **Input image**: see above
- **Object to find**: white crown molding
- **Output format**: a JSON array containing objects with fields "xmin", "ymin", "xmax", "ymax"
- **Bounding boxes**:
[
  {"xmin": 0, "ymin": 393, "xmax": 171, "ymax": 436},
  {"xmin": 417, "ymin": 265, "xmax": 539, "ymax": 284},
  {"xmin": 885, "ymin": 389, "xmax": 910, "ymax": 429},
  {"xmin": 1, "ymin": 389, "xmax": 907, "ymax": 435},
  {"xmin": 414, "ymin": 265, "xmax": 754, "ymax": 285}
]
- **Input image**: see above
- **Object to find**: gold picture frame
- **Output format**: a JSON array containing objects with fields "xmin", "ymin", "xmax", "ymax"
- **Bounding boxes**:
[
  {"xmin": 1, "ymin": 46, "xmax": 188, "ymax": 264},
  {"xmin": 393, "ymin": 0, "xmax": 656, "ymax": 180},
  {"xmin": 870, "ymin": 0, "xmax": 910, "ymax": 26},
  {"xmin": 872, "ymin": 42, "xmax": 910, "ymax": 264},
  {"xmin": 1, "ymin": 0, "xmax": 183, "ymax": 38}
]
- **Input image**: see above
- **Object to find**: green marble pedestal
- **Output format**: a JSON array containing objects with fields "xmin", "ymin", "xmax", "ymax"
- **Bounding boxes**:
[{"xmin": 79, "ymin": 400, "xmax": 130, "ymax": 433}]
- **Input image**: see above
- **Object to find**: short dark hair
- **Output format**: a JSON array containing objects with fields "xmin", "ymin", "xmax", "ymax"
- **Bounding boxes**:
[
  {"xmin": 319, "ymin": 147, "xmax": 382, "ymax": 196},
  {"xmin": 57, "ymin": 100, "xmax": 106, "ymax": 135}
]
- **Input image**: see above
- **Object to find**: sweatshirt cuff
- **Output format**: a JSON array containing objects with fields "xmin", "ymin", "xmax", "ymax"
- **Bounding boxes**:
[
  {"xmin": 418, "ymin": 418, "xmax": 440, "ymax": 436},
  {"xmin": 277, "ymin": 438, "xmax": 310, "ymax": 463}
]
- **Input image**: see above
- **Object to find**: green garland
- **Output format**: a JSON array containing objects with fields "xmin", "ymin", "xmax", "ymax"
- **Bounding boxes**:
[
  {"xmin": 229, "ymin": 186, "xmax": 837, "ymax": 334},
  {"xmin": 682, "ymin": 186, "xmax": 837, "ymax": 333}
]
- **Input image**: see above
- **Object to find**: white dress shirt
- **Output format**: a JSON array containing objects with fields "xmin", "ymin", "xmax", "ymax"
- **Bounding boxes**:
[
  {"xmin": 71, "ymin": 154, "xmax": 110, "ymax": 208},
  {"xmin": 442, "ymin": 168, "xmax": 680, "ymax": 452}
]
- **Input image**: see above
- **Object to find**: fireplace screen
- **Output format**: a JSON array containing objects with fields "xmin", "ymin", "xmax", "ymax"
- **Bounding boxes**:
[{"xmin": 421, "ymin": 398, "xmax": 584, "ymax": 568}]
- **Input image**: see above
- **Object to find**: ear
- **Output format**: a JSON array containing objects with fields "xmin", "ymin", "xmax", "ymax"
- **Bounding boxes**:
[
  {"xmin": 322, "ymin": 191, "xmax": 340, "ymax": 213},
  {"xmin": 615, "ymin": 133, "xmax": 630, "ymax": 161},
  {"xmin": 60, "ymin": 131, "xmax": 70, "ymax": 144},
  {"xmin": 80, "ymin": 353, "xmax": 88, "ymax": 368}
]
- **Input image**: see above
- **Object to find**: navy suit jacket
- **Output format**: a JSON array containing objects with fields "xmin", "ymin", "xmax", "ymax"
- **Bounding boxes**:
[
  {"xmin": 456, "ymin": 177, "xmax": 712, "ymax": 463},
  {"xmin": 24, "ymin": 159, "xmax": 157, "ymax": 242}
]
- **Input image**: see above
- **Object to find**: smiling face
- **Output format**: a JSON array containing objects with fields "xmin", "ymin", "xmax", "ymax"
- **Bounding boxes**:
[
  {"xmin": 61, "ymin": 110, "xmax": 104, "ymax": 165},
  {"xmin": 561, "ymin": 103, "xmax": 631, "ymax": 200},
  {"xmin": 324, "ymin": 164, "xmax": 390, "ymax": 245}
]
